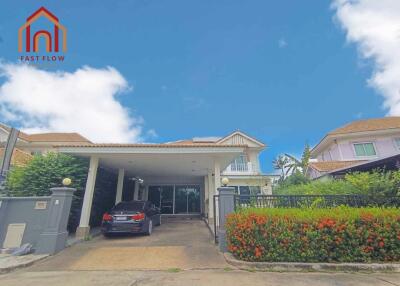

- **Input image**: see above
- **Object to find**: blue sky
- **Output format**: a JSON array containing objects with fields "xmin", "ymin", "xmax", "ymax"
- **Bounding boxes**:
[{"xmin": 0, "ymin": 1, "xmax": 392, "ymax": 172}]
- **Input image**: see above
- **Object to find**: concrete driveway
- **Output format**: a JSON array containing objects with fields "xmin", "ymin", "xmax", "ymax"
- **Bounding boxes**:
[{"xmin": 29, "ymin": 218, "xmax": 228, "ymax": 271}]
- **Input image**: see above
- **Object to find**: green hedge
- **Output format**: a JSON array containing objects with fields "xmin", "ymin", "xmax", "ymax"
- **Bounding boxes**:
[
  {"xmin": 274, "ymin": 170, "xmax": 400, "ymax": 196},
  {"xmin": 226, "ymin": 207, "xmax": 400, "ymax": 262}
]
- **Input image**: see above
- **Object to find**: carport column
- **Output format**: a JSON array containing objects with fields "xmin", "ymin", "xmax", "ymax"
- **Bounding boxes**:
[
  {"xmin": 207, "ymin": 171, "xmax": 214, "ymax": 218},
  {"xmin": 76, "ymin": 156, "xmax": 99, "ymax": 239},
  {"xmin": 204, "ymin": 175, "xmax": 209, "ymax": 217},
  {"xmin": 214, "ymin": 160, "xmax": 221, "ymax": 191},
  {"xmin": 133, "ymin": 180, "xmax": 139, "ymax": 200},
  {"xmin": 115, "ymin": 168, "xmax": 125, "ymax": 204}
]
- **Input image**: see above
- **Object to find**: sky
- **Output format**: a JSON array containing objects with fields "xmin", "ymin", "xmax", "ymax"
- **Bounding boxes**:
[{"xmin": 0, "ymin": 0, "xmax": 399, "ymax": 172}]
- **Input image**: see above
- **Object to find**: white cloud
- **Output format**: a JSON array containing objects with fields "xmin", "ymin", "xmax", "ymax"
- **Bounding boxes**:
[
  {"xmin": 0, "ymin": 63, "xmax": 144, "ymax": 143},
  {"xmin": 332, "ymin": 0, "xmax": 400, "ymax": 115}
]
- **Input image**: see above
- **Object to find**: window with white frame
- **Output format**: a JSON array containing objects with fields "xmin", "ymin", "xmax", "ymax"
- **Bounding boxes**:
[{"xmin": 353, "ymin": 142, "xmax": 376, "ymax": 157}]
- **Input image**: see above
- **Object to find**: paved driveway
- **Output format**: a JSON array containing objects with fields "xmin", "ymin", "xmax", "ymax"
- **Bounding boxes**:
[{"xmin": 29, "ymin": 218, "xmax": 228, "ymax": 271}]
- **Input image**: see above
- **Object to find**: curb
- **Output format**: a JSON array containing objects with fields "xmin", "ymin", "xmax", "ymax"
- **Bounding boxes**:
[
  {"xmin": 0, "ymin": 255, "xmax": 49, "ymax": 275},
  {"xmin": 224, "ymin": 253, "xmax": 400, "ymax": 273}
]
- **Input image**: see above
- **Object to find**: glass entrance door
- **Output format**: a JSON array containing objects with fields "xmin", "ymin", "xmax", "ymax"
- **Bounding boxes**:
[
  {"xmin": 148, "ymin": 186, "xmax": 174, "ymax": 214},
  {"xmin": 174, "ymin": 185, "xmax": 200, "ymax": 214},
  {"xmin": 148, "ymin": 184, "xmax": 200, "ymax": 214}
]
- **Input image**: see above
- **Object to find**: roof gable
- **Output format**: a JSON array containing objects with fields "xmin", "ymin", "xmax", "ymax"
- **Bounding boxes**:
[{"xmin": 217, "ymin": 131, "xmax": 265, "ymax": 148}]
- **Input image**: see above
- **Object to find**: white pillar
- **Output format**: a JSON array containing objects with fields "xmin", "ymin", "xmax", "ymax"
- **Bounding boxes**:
[
  {"xmin": 204, "ymin": 175, "xmax": 209, "ymax": 217},
  {"xmin": 76, "ymin": 156, "xmax": 99, "ymax": 238},
  {"xmin": 133, "ymin": 180, "xmax": 139, "ymax": 200},
  {"xmin": 214, "ymin": 160, "xmax": 221, "ymax": 190},
  {"xmin": 207, "ymin": 170, "xmax": 214, "ymax": 218},
  {"xmin": 115, "ymin": 168, "xmax": 124, "ymax": 204}
]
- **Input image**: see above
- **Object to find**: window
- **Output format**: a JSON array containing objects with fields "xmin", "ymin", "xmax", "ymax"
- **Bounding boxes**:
[
  {"xmin": 229, "ymin": 186, "xmax": 261, "ymax": 195},
  {"xmin": 353, "ymin": 143, "xmax": 376, "ymax": 157}
]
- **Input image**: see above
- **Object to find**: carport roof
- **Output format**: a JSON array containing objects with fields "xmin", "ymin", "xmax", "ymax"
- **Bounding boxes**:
[{"xmin": 54, "ymin": 143, "xmax": 246, "ymax": 177}]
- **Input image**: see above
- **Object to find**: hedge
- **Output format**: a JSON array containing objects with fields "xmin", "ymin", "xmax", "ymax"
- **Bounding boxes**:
[{"xmin": 226, "ymin": 207, "xmax": 400, "ymax": 262}]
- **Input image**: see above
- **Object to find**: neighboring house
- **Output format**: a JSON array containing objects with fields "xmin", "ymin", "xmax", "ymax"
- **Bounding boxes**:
[
  {"xmin": 0, "ymin": 123, "xmax": 92, "ymax": 155},
  {"xmin": 0, "ymin": 148, "xmax": 32, "ymax": 167},
  {"xmin": 0, "ymin": 124, "xmax": 271, "ymax": 237},
  {"xmin": 308, "ymin": 117, "xmax": 400, "ymax": 179}
]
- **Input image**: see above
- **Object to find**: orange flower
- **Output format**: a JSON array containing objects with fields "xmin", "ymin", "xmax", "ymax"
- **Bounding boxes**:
[
  {"xmin": 255, "ymin": 247, "xmax": 262, "ymax": 258},
  {"xmin": 378, "ymin": 241, "xmax": 385, "ymax": 248}
]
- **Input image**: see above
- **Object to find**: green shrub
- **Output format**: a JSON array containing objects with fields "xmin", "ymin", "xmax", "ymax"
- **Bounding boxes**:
[
  {"xmin": 274, "ymin": 170, "xmax": 400, "ymax": 196},
  {"xmin": 5, "ymin": 152, "xmax": 88, "ymax": 197},
  {"xmin": 226, "ymin": 207, "xmax": 400, "ymax": 262}
]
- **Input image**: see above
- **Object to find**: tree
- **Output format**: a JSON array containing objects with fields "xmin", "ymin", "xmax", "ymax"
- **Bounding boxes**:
[
  {"xmin": 272, "ymin": 155, "xmax": 289, "ymax": 180},
  {"xmin": 284, "ymin": 142, "xmax": 311, "ymax": 176},
  {"xmin": 5, "ymin": 152, "xmax": 88, "ymax": 197}
]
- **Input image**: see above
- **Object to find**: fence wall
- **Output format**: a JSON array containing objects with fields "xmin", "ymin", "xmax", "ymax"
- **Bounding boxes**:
[
  {"xmin": 0, "ymin": 197, "xmax": 51, "ymax": 248},
  {"xmin": 0, "ymin": 187, "xmax": 75, "ymax": 254}
]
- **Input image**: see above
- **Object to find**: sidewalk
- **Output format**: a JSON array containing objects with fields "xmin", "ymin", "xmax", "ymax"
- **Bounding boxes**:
[
  {"xmin": 2, "ymin": 269, "xmax": 400, "ymax": 286},
  {"xmin": 0, "ymin": 254, "xmax": 48, "ymax": 274}
]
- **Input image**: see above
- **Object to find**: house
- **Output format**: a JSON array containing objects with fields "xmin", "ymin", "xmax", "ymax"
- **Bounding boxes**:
[
  {"xmin": 0, "ymin": 124, "xmax": 91, "ymax": 168},
  {"xmin": 0, "ymin": 124, "xmax": 271, "ymax": 237},
  {"xmin": 308, "ymin": 117, "xmax": 400, "ymax": 179}
]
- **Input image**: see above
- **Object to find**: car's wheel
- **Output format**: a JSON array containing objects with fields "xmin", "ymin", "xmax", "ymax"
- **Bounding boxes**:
[{"xmin": 146, "ymin": 219, "xmax": 153, "ymax": 236}]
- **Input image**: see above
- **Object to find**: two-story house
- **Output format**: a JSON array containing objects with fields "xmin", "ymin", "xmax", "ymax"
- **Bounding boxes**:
[
  {"xmin": 308, "ymin": 117, "xmax": 400, "ymax": 179},
  {"xmin": 1, "ymin": 124, "xmax": 270, "ymax": 234}
]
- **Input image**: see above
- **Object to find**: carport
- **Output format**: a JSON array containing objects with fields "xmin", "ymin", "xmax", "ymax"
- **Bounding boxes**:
[{"xmin": 55, "ymin": 143, "xmax": 244, "ymax": 238}]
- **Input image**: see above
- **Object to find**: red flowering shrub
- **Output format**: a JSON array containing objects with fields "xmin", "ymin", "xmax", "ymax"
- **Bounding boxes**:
[{"xmin": 226, "ymin": 207, "xmax": 400, "ymax": 262}]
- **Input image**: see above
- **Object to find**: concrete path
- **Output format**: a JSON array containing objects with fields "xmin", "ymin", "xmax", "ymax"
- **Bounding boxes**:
[{"xmin": 29, "ymin": 219, "xmax": 228, "ymax": 271}]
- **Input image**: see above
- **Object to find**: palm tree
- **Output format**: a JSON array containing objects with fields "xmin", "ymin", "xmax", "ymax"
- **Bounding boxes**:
[
  {"xmin": 284, "ymin": 143, "xmax": 311, "ymax": 176},
  {"xmin": 284, "ymin": 153, "xmax": 302, "ymax": 175},
  {"xmin": 272, "ymin": 155, "xmax": 289, "ymax": 180}
]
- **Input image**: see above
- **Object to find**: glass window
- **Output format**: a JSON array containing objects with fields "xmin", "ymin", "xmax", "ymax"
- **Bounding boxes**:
[
  {"xmin": 249, "ymin": 186, "xmax": 261, "ymax": 195},
  {"xmin": 354, "ymin": 143, "xmax": 376, "ymax": 157}
]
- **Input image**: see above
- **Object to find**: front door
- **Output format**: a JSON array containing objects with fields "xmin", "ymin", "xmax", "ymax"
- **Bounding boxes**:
[
  {"xmin": 148, "ymin": 185, "xmax": 200, "ymax": 215},
  {"xmin": 148, "ymin": 186, "xmax": 174, "ymax": 214}
]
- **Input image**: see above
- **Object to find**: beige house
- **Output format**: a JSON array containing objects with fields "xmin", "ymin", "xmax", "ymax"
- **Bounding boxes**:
[{"xmin": 0, "ymin": 124, "xmax": 271, "ymax": 237}]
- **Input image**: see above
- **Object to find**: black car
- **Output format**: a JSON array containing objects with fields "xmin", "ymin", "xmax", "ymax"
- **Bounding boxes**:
[{"xmin": 101, "ymin": 201, "xmax": 161, "ymax": 236}]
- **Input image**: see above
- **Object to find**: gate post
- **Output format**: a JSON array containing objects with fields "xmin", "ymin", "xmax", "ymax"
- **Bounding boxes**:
[
  {"xmin": 36, "ymin": 187, "xmax": 76, "ymax": 254},
  {"xmin": 217, "ymin": 186, "xmax": 235, "ymax": 252}
]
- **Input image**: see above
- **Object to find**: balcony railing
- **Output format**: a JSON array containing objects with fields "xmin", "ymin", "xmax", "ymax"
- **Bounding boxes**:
[{"xmin": 223, "ymin": 162, "xmax": 255, "ymax": 174}]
